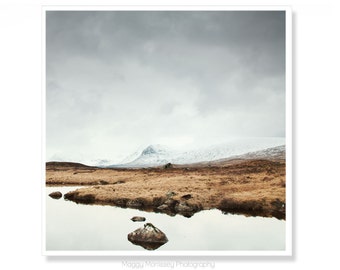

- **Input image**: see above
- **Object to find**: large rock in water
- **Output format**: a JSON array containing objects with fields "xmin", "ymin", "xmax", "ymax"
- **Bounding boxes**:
[{"xmin": 127, "ymin": 223, "xmax": 168, "ymax": 250}]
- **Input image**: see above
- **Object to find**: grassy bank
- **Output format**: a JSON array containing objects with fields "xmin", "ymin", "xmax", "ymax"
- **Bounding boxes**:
[{"xmin": 46, "ymin": 159, "xmax": 286, "ymax": 219}]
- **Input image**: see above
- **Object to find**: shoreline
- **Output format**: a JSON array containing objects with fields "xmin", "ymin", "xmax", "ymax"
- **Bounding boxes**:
[{"xmin": 46, "ymin": 159, "xmax": 286, "ymax": 220}]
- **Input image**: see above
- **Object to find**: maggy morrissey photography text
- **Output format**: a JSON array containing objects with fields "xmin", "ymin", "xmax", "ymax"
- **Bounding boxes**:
[{"xmin": 122, "ymin": 260, "xmax": 215, "ymax": 269}]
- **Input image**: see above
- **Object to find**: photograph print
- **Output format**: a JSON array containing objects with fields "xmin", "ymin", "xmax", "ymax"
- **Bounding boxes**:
[{"xmin": 45, "ymin": 8, "xmax": 291, "ymax": 254}]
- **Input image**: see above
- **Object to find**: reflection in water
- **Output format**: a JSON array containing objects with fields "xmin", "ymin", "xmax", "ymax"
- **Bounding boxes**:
[
  {"xmin": 128, "ymin": 223, "xmax": 168, "ymax": 250},
  {"xmin": 46, "ymin": 186, "xmax": 286, "ymax": 251},
  {"xmin": 128, "ymin": 240, "xmax": 166, "ymax": 251}
]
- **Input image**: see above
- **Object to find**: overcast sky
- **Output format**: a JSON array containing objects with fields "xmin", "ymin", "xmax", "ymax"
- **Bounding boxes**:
[{"xmin": 46, "ymin": 10, "xmax": 286, "ymax": 163}]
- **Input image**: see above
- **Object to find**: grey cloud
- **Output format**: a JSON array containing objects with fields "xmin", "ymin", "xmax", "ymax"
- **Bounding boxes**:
[{"xmin": 46, "ymin": 10, "xmax": 286, "ymax": 163}]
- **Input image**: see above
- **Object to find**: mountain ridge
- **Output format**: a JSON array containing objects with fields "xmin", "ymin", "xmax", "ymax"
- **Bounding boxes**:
[{"xmin": 110, "ymin": 137, "xmax": 285, "ymax": 168}]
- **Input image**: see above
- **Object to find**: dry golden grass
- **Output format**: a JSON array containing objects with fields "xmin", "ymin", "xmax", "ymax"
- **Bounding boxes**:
[{"xmin": 46, "ymin": 159, "xmax": 286, "ymax": 219}]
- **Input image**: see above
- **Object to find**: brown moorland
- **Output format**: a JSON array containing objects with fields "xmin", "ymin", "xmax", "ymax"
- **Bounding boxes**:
[{"xmin": 46, "ymin": 157, "xmax": 286, "ymax": 219}]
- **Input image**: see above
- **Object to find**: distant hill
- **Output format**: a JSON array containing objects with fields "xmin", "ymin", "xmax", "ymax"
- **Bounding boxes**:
[
  {"xmin": 204, "ymin": 145, "xmax": 285, "ymax": 166},
  {"xmin": 46, "ymin": 161, "xmax": 95, "ymax": 170},
  {"xmin": 45, "ymin": 144, "xmax": 285, "ymax": 171},
  {"xmin": 216, "ymin": 144, "xmax": 285, "ymax": 162},
  {"xmin": 163, "ymin": 145, "xmax": 285, "ymax": 168},
  {"xmin": 111, "ymin": 137, "xmax": 285, "ymax": 168}
]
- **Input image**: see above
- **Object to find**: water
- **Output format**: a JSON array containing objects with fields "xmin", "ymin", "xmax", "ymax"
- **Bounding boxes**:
[{"xmin": 46, "ymin": 186, "xmax": 285, "ymax": 251}]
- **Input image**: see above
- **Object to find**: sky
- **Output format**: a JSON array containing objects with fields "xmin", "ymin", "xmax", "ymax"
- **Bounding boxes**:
[{"xmin": 46, "ymin": 10, "xmax": 286, "ymax": 164}]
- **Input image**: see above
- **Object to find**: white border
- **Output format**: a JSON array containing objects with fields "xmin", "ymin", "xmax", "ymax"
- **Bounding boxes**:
[
  {"xmin": 42, "ymin": 7, "xmax": 47, "ymax": 256},
  {"xmin": 42, "ymin": 5, "xmax": 292, "ymax": 257},
  {"xmin": 285, "ymin": 7, "xmax": 293, "ymax": 258}
]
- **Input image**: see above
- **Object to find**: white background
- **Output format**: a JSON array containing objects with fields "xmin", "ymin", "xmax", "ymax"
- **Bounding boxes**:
[{"xmin": 1, "ymin": 0, "xmax": 339, "ymax": 269}]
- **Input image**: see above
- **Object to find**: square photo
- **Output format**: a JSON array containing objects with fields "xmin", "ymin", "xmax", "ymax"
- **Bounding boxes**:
[{"xmin": 44, "ymin": 7, "xmax": 291, "ymax": 255}]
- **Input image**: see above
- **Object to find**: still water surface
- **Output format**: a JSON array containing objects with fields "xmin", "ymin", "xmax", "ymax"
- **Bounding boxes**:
[{"xmin": 46, "ymin": 186, "xmax": 285, "ymax": 251}]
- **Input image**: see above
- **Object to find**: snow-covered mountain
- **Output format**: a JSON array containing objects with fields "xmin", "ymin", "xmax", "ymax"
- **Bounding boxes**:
[
  {"xmin": 112, "ymin": 137, "xmax": 285, "ymax": 168},
  {"xmin": 46, "ymin": 153, "xmax": 117, "ymax": 167},
  {"xmin": 210, "ymin": 144, "xmax": 286, "ymax": 164},
  {"xmin": 233, "ymin": 144, "xmax": 286, "ymax": 160}
]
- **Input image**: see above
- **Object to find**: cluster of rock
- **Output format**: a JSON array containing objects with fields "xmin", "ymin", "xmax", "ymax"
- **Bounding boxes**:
[
  {"xmin": 155, "ymin": 192, "xmax": 200, "ymax": 217},
  {"xmin": 62, "ymin": 187, "xmax": 202, "ymax": 217}
]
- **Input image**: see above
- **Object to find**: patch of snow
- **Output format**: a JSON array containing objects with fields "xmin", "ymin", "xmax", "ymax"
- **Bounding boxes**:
[{"xmin": 116, "ymin": 137, "xmax": 285, "ymax": 167}]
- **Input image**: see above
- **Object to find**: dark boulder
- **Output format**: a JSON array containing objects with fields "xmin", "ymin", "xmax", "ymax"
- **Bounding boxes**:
[
  {"xmin": 48, "ymin": 191, "xmax": 62, "ymax": 199},
  {"xmin": 157, "ymin": 198, "xmax": 177, "ymax": 211},
  {"xmin": 166, "ymin": 191, "xmax": 176, "ymax": 198},
  {"xmin": 128, "ymin": 223, "xmax": 168, "ymax": 250},
  {"xmin": 126, "ymin": 198, "xmax": 145, "ymax": 209},
  {"xmin": 131, "ymin": 216, "xmax": 146, "ymax": 222},
  {"xmin": 64, "ymin": 191, "xmax": 95, "ymax": 204},
  {"xmin": 174, "ymin": 201, "xmax": 201, "ymax": 217},
  {"xmin": 98, "ymin": 180, "xmax": 109, "ymax": 185},
  {"xmin": 164, "ymin": 163, "xmax": 173, "ymax": 169},
  {"xmin": 157, "ymin": 204, "xmax": 169, "ymax": 211},
  {"xmin": 181, "ymin": 194, "xmax": 193, "ymax": 200},
  {"xmin": 164, "ymin": 198, "xmax": 177, "ymax": 209},
  {"xmin": 112, "ymin": 198, "xmax": 128, "ymax": 207},
  {"xmin": 175, "ymin": 201, "xmax": 195, "ymax": 212}
]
